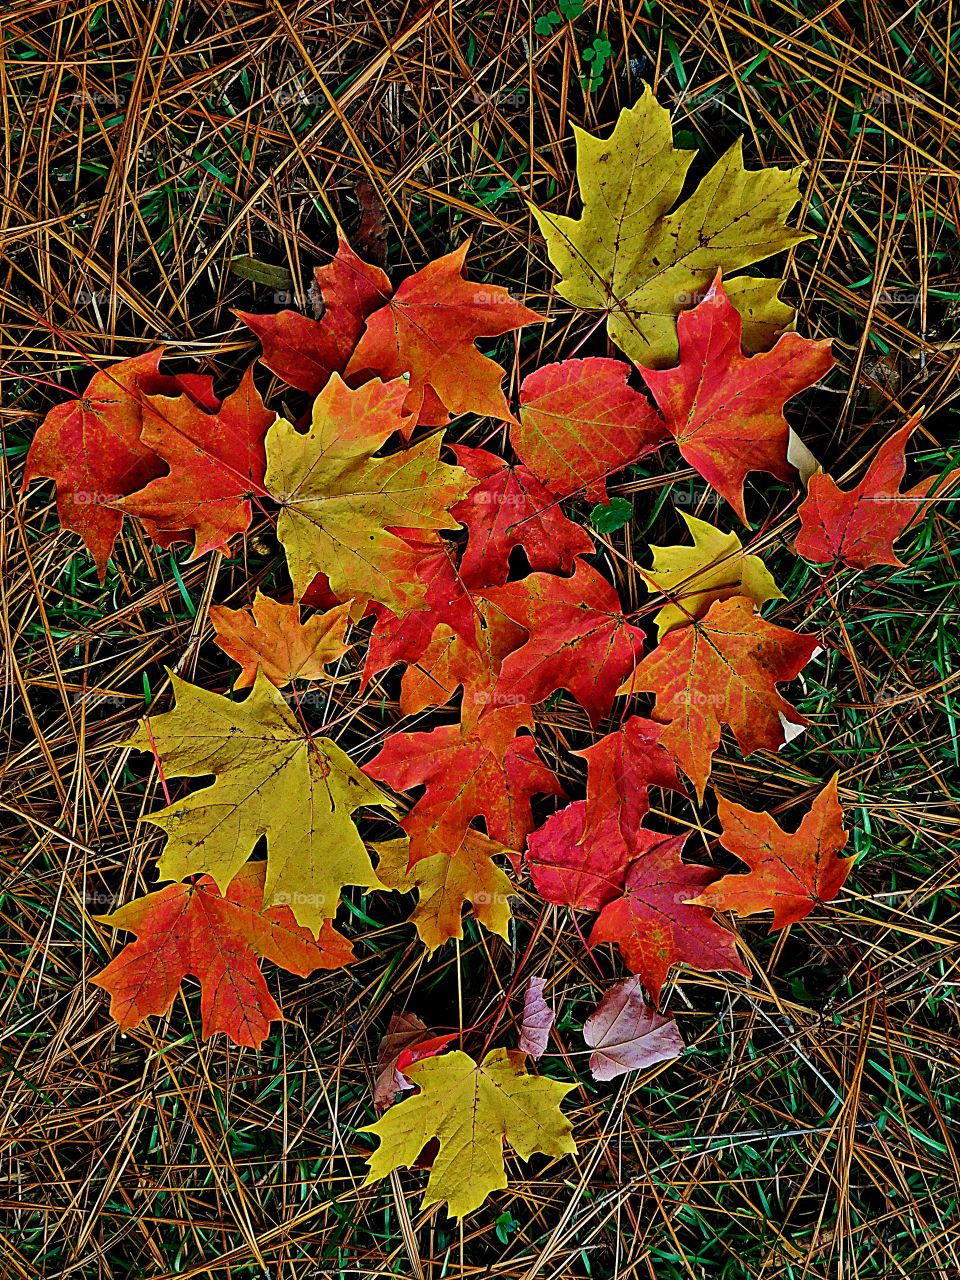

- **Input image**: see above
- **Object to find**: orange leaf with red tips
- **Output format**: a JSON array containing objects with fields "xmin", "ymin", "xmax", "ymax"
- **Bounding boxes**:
[
  {"xmin": 22, "ymin": 349, "xmax": 218, "ymax": 579},
  {"xmin": 235, "ymin": 233, "xmax": 390, "ymax": 395},
  {"xmin": 515, "ymin": 358, "xmax": 667, "ymax": 502},
  {"xmin": 345, "ymin": 242, "xmax": 540, "ymax": 428},
  {"xmin": 688, "ymin": 775, "xmax": 852, "ymax": 929},
  {"xmin": 209, "ymin": 591, "xmax": 352, "ymax": 689},
  {"xmin": 637, "ymin": 276, "xmax": 833, "ymax": 522},
  {"xmin": 617, "ymin": 595, "xmax": 817, "ymax": 799},
  {"xmin": 575, "ymin": 716, "xmax": 686, "ymax": 842},
  {"xmin": 795, "ymin": 418, "xmax": 960, "ymax": 569},
  {"xmin": 365, "ymin": 707, "xmax": 563, "ymax": 868},
  {"xmin": 118, "ymin": 366, "xmax": 274, "ymax": 558},
  {"xmin": 449, "ymin": 444, "xmax": 594, "ymax": 587},
  {"xmin": 362, "ymin": 535, "xmax": 477, "ymax": 688},
  {"xmin": 589, "ymin": 832, "xmax": 748, "ymax": 1004},
  {"xmin": 91, "ymin": 862, "xmax": 354, "ymax": 1047},
  {"xmin": 483, "ymin": 561, "xmax": 646, "ymax": 726}
]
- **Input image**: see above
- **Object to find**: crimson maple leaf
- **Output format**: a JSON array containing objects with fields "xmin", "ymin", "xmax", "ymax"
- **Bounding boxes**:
[
  {"xmin": 91, "ymin": 862, "xmax": 354, "ymax": 1047},
  {"xmin": 575, "ymin": 716, "xmax": 687, "ymax": 841},
  {"xmin": 117, "ymin": 366, "xmax": 273, "ymax": 557},
  {"xmin": 689, "ymin": 774, "xmax": 853, "ymax": 929},
  {"xmin": 589, "ymin": 832, "xmax": 748, "ymax": 1004},
  {"xmin": 365, "ymin": 707, "xmax": 563, "ymax": 868},
  {"xmin": 449, "ymin": 444, "xmax": 594, "ymax": 587},
  {"xmin": 526, "ymin": 800, "xmax": 640, "ymax": 911},
  {"xmin": 617, "ymin": 595, "xmax": 818, "ymax": 799},
  {"xmin": 637, "ymin": 275, "xmax": 833, "ymax": 522},
  {"xmin": 344, "ymin": 242, "xmax": 540, "ymax": 427},
  {"xmin": 22, "ymin": 349, "xmax": 218, "ymax": 578},
  {"xmin": 795, "ymin": 417, "xmax": 960, "ymax": 569},
  {"xmin": 235, "ymin": 233, "xmax": 390, "ymax": 395},
  {"xmin": 515, "ymin": 358, "xmax": 667, "ymax": 501},
  {"xmin": 482, "ymin": 561, "xmax": 646, "ymax": 725}
]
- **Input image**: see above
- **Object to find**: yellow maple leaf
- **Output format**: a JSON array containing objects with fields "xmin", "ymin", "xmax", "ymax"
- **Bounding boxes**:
[
  {"xmin": 361, "ymin": 1047, "xmax": 576, "ymax": 1218},
  {"xmin": 264, "ymin": 374, "xmax": 473, "ymax": 613},
  {"xmin": 374, "ymin": 832, "xmax": 516, "ymax": 954},
  {"xmin": 127, "ymin": 670, "xmax": 395, "ymax": 933},
  {"xmin": 645, "ymin": 511, "xmax": 782, "ymax": 640},
  {"xmin": 531, "ymin": 86, "xmax": 810, "ymax": 367}
]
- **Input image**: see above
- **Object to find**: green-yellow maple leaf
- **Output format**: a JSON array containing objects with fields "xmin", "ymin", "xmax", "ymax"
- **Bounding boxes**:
[
  {"xmin": 361, "ymin": 1048, "xmax": 576, "ymax": 1218},
  {"xmin": 127, "ymin": 670, "xmax": 395, "ymax": 933},
  {"xmin": 531, "ymin": 86, "xmax": 811, "ymax": 366},
  {"xmin": 646, "ymin": 510, "xmax": 783, "ymax": 640},
  {"xmin": 264, "ymin": 374, "xmax": 473, "ymax": 613},
  {"xmin": 374, "ymin": 832, "xmax": 516, "ymax": 955}
]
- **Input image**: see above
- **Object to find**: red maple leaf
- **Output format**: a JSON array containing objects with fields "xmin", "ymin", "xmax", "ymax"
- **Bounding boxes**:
[
  {"xmin": 589, "ymin": 832, "xmax": 748, "ymax": 1004},
  {"xmin": 637, "ymin": 275, "xmax": 833, "ymax": 522},
  {"xmin": 91, "ymin": 862, "xmax": 354, "ymax": 1047},
  {"xmin": 483, "ymin": 561, "xmax": 646, "ymax": 726},
  {"xmin": 117, "ymin": 366, "xmax": 274, "ymax": 557},
  {"xmin": 22, "ymin": 349, "xmax": 218, "ymax": 578},
  {"xmin": 449, "ymin": 444, "xmax": 594, "ymax": 588},
  {"xmin": 345, "ymin": 242, "xmax": 540, "ymax": 427},
  {"xmin": 617, "ymin": 595, "xmax": 818, "ymax": 799},
  {"xmin": 365, "ymin": 707, "xmax": 563, "ymax": 868},
  {"xmin": 516, "ymin": 357, "xmax": 667, "ymax": 501},
  {"xmin": 795, "ymin": 417, "xmax": 960, "ymax": 569},
  {"xmin": 526, "ymin": 800, "xmax": 645, "ymax": 911},
  {"xmin": 362, "ymin": 535, "xmax": 478, "ymax": 688},
  {"xmin": 575, "ymin": 716, "xmax": 687, "ymax": 841},
  {"xmin": 689, "ymin": 774, "xmax": 853, "ymax": 929},
  {"xmin": 235, "ymin": 233, "xmax": 390, "ymax": 395}
]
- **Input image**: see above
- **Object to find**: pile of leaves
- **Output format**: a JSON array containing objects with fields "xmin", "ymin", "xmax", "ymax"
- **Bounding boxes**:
[{"xmin": 23, "ymin": 89, "xmax": 959, "ymax": 1220}]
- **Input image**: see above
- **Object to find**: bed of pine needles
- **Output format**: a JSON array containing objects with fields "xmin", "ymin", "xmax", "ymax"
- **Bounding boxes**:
[{"xmin": 2, "ymin": 1, "xmax": 960, "ymax": 1277}]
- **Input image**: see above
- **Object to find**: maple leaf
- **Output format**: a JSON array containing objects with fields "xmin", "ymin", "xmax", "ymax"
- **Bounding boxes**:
[
  {"xmin": 22, "ymin": 349, "xmax": 218, "ymax": 579},
  {"xmin": 526, "ymin": 799, "xmax": 657, "ymax": 911},
  {"xmin": 515, "ymin": 358, "xmax": 667, "ymax": 501},
  {"xmin": 365, "ymin": 707, "xmax": 563, "ymax": 868},
  {"xmin": 531, "ymin": 86, "xmax": 811, "ymax": 367},
  {"xmin": 589, "ymin": 832, "xmax": 748, "ymax": 1003},
  {"xmin": 361, "ymin": 1047, "xmax": 576, "ymax": 1219},
  {"xmin": 518, "ymin": 977, "xmax": 554, "ymax": 1059},
  {"xmin": 617, "ymin": 595, "xmax": 818, "ymax": 799},
  {"xmin": 209, "ymin": 590, "xmax": 352, "ymax": 688},
  {"xmin": 644, "ymin": 511, "xmax": 783, "ymax": 640},
  {"xmin": 117, "ymin": 367, "xmax": 274, "ymax": 557},
  {"xmin": 575, "ymin": 715, "xmax": 686, "ymax": 842},
  {"xmin": 398, "ymin": 601, "xmax": 527, "ymax": 730},
  {"xmin": 344, "ymin": 242, "xmax": 540, "ymax": 428},
  {"xmin": 91, "ymin": 862, "xmax": 354, "ymax": 1047},
  {"xmin": 637, "ymin": 277, "xmax": 833, "ymax": 522},
  {"xmin": 263, "ymin": 374, "xmax": 474, "ymax": 612},
  {"xmin": 449, "ymin": 444, "xmax": 594, "ymax": 587},
  {"xmin": 688, "ymin": 774, "xmax": 852, "ymax": 929},
  {"xmin": 582, "ymin": 976, "xmax": 684, "ymax": 1081},
  {"xmin": 361, "ymin": 535, "xmax": 478, "ymax": 687},
  {"xmin": 128, "ymin": 670, "xmax": 395, "ymax": 934},
  {"xmin": 374, "ymin": 832, "xmax": 515, "ymax": 954},
  {"xmin": 482, "ymin": 561, "xmax": 646, "ymax": 726},
  {"xmin": 795, "ymin": 418, "xmax": 960, "ymax": 569},
  {"xmin": 235, "ymin": 233, "xmax": 391, "ymax": 395}
]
